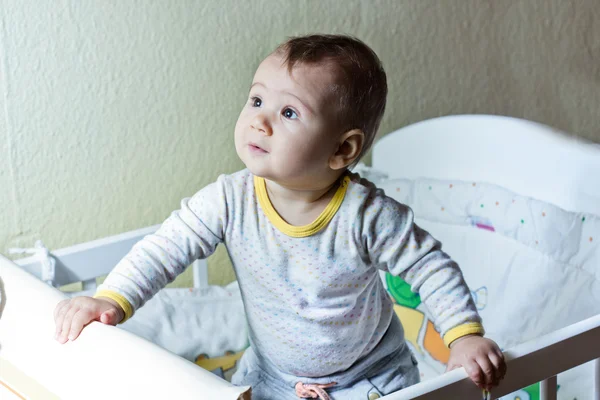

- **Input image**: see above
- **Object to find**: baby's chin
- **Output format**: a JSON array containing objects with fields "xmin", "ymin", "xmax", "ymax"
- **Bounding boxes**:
[
  {"xmin": 240, "ymin": 157, "xmax": 275, "ymax": 180},
  {"xmin": 243, "ymin": 162, "xmax": 297, "ymax": 185},
  {"xmin": 238, "ymin": 152, "xmax": 311, "ymax": 184}
]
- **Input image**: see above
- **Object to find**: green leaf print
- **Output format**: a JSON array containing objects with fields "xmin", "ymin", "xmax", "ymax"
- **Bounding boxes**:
[{"xmin": 386, "ymin": 274, "xmax": 421, "ymax": 309}]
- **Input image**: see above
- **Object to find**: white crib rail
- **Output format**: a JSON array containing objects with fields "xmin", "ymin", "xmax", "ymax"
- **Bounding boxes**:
[
  {"xmin": 11, "ymin": 224, "xmax": 209, "ymax": 290},
  {"xmin": 0, "ymin": 256, "xmax": 250, "ymax": 400},
  {"xmin": 382, "ymin": 312, "xmax": 600, "ymax": 400},
  {"xmin": 7, "ymin": 226, "xmax": 600, "ymax": 400}
]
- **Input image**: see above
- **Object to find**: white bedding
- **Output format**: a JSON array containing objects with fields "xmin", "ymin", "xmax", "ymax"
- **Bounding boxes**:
[
  {"xmin": 71, "ymin": 282, "xmax": 248, "ymax": 363},
  {"xmin": 123, "ymin": 283, "xmax": 248, "ymax": 361},
  {"xmin": 377, "ymin": 176, "xmax": 600, "ymax": 400}
]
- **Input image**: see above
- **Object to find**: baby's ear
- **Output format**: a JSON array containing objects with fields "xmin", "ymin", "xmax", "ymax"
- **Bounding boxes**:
[{"xmin": 329, "ymin": 129, "xmax": 364, "ymax": 170}]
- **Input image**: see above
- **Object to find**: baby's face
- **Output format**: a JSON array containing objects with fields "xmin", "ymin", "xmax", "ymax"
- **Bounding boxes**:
[{"xmin": 235, "ymin": 53, "xmax": 342, "ymax": 189}]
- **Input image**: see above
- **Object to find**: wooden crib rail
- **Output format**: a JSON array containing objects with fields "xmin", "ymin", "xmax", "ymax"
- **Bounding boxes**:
[{"xmin": 382, "ymin": 312, "xmax": 600, "ymax": 400}]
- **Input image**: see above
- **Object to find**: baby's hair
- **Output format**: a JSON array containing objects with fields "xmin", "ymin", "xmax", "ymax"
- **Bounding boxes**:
[{"xmin": 275, "ymin": 34, "xmax": 387, "ymax": 165}]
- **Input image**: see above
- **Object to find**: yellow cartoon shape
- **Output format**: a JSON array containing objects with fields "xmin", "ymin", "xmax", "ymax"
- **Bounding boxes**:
[{"xmin": 195, "ymin": 350, "xmax": 245, "ymax": 374}]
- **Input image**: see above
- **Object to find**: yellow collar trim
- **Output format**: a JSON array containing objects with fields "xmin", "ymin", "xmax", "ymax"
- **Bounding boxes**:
[{"xmin": 254, "ymin": 175, "xmax": 350, "ymax": 238}]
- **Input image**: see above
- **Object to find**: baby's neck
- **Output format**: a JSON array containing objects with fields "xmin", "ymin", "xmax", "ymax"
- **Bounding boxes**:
[{"xmin": 264, "ymin": 175, "xmax": 343, "ymax": 227}]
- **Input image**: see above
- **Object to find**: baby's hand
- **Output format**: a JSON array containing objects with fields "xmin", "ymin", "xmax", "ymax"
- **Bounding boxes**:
[
  {"xmin": 446, "ymin": 335, "xmax": 506, "ymax": 391},
  {"xmin": 54, "ymin": 296, "xmax": 124, "ymax": 343}
]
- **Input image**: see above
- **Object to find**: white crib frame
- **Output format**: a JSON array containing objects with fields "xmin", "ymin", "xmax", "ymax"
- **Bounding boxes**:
[
  {"xmin": 13, "ymin": 224, "xmax": 209, "ymax": 292},
  {"xmin": 13, "ymin": 215, "xmax": 600, "ymax": 400},
  {"xmin": 10, "ymin": 114, "xmax": 600, "ymax": 399}
]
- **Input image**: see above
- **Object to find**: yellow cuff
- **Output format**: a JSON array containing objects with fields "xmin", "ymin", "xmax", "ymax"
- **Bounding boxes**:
[
  {"xmin": 443, "ymin": 322, "xmax": 485, "ymax": 347},
  {"xmin": 94, "ymin": 290, "xmax": 134, "ymax": 324}
]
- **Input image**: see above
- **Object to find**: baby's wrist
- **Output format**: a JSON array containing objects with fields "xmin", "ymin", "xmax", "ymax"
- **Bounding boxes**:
[{"xmin": 449, "ymin": 333, "xmax": 483, "ymax": 348}]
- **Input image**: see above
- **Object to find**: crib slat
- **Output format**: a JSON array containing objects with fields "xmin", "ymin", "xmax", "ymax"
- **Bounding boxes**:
[
  {"xmin": 14, "ymin": 224, "xmax": 162, "ymax": 286},
  {"xmin": 594, "ymin": 358, "xmax": 600, "ymax": 400},
  {"xmin": 192, "ymin": 259, "xmax": 209, "ymax": 289},
  {"xmin": 81, "ymin": 278, "xmax": 97, "ymax": 292},
  {"xmin": 539, "ymin": 376, "xmax": 557, "ymax": 400}
]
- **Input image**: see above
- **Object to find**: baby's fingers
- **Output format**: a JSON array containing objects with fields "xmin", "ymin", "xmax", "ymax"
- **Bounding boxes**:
[
  {"xmin": 55, "ymin": 301, "xmax": 73, "ymax": 342},
  {"xmin": 54, "ymin": 300, "xmax": 71, "ymax": 340},
  {"xmin": 489, "ymin": 350, "xmax": 506, "ymax": 381},
  {"xmin": 68, "ymin": 308, "xmax": 95, "ymax": 341},
  {"xmin": 100, "ymin": 308, "xmax": 121, "ymax": 325},
  {"xmin": 54, "ymin": 299, "xmax": 70, "ymax": 321},
  {"xmin": 463, "ymin": 359, "xmax": 485, "ymax": 389},
  {"xmin": 58, "ymin": 305, "xmax": 79, "ymax": 344},
  {"xmin": 476, "ymin": 356, "xmax": 496, "ymax": 390},
  {"xmin": 445, "ymin": 362, "xmax": 460, "ymax": 373}
]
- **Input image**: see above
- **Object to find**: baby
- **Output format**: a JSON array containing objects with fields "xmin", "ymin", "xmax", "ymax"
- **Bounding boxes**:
[{"xmin": 54, "ymin": 34, "xmax": 506, "ymax": 399}]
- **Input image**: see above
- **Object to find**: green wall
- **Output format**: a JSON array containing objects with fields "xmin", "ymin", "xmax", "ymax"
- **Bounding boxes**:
[{"xmin": 2, "ymin": 1, "xmax": 599, "ymax": 287}]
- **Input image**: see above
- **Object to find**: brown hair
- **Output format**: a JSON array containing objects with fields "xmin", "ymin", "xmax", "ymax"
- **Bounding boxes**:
[{"xmin": 275, "ymin": 34, "xmax": 388, "ymax": 164}]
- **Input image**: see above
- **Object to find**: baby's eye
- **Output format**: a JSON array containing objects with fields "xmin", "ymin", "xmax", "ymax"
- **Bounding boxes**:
[
  {"xmin": 282, "ymin": 108, "xmax": 298, "ymax": 119},
  {"xmin": 251, "ymin": 97, "xmax": 262, "ymax": 107}
]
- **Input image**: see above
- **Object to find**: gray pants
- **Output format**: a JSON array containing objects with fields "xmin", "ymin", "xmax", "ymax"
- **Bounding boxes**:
[{"xmin": 232, "ymin": 315, "xmax": 420, "ymax": 400}]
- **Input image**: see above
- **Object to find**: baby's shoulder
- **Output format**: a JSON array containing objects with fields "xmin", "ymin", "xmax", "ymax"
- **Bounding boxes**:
[
  {"xmin": 217, "ymin": 168, "xmax": 253, "ymax": 188},
  {"xmin": 346, "ymin": 172, "xmax": 410, "ymax": 212},
  {"xmin": 189, "ymin": 169, "xmax": 252, "ymax": 204}
]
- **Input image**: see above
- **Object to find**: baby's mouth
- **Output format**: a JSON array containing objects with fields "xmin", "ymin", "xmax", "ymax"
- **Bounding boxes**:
[{"xmin": 249, "ymin": 143, "xmax": 268, "ymax": 153}]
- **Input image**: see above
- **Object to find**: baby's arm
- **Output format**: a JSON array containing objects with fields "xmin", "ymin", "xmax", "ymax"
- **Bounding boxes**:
[
  {"xmin": 362, "ymin": 195, "xmax": 505, "ymax": 389},
  {"xmin": 53, "ymin": 177, "xmax": 229, "ymax": 342},
  {"xmin": 363, "ymin": 199, "xmax": 482, "ymax": 341}
]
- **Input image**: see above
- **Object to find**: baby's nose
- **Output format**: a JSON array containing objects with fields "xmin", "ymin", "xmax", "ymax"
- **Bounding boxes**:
[{"xmin": 251, "ymin": 115, "xmax": 272, "ymax": 135}]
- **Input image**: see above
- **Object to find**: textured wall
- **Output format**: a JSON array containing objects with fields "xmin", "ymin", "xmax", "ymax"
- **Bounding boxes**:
[{"xmin": 1, "ymin": 1, "xmax": 599, "ymax": 287}]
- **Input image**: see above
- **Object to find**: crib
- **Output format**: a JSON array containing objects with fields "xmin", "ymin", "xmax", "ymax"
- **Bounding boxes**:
[{"xmin": 1, "ymin": 114, "xmax": 599, "ymax": 400}]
